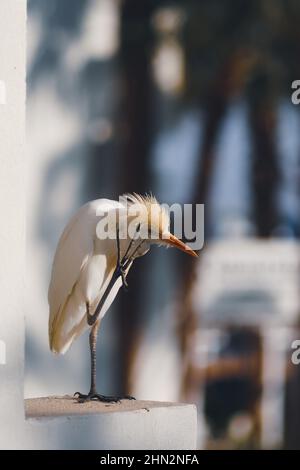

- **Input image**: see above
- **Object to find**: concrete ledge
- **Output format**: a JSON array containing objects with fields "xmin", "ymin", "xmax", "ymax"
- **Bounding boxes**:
[
  {"xmin": 24, "ymin": 396, "xmax": 197, "ymax": 450},
  {"xmin": 25, "ymin": 396, "xmax": 187, "ymax": 417}
]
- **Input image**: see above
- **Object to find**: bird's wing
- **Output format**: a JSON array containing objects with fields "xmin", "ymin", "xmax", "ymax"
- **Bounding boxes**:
[
  {"xmin": 48, "ymin": 199, "xmax": 124, "ymax": 353},
  {"xmin": 48, "ymin": 203, "xmax": 93, "ymax": 322}
]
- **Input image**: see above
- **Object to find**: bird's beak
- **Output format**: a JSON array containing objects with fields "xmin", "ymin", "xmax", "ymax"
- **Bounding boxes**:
[{"xmin": 165, "ymin": 233, "xmax": 198, "ymax": 258}]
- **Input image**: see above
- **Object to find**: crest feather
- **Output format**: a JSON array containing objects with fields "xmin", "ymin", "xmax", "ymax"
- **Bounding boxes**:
[{"xmin": 122, "ymin": 192, "xmax": 169, "ymax": 235}]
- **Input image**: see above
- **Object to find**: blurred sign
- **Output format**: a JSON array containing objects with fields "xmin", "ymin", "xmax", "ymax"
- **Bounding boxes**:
[{"xmin": 193, "ymin": 240, "xmax": 300, "ymax": 327}]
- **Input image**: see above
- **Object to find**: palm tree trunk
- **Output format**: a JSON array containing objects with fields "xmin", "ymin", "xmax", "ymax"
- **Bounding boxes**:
[
  {"xmin": 116, "ymin": 0, "xmax": 155, "ymax": 394},
  {"xmin": 178, "ymin": 85, "xmax": 228, "ymax": 398},
  {"xmin": 248, "ymin": 98, "xmax": 279, "ymax": 236}
]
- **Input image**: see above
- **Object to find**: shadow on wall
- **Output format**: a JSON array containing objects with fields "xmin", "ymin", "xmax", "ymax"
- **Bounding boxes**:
[{"xmin": 26, "ymin": 0, "xmax": 121, "ymax": 401}]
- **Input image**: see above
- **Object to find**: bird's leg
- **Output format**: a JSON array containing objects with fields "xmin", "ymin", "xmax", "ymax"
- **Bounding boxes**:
[
  {"xmin": 75, "ymin": 225, "xmax": 144, "ymax": 402},
  {"xmin": 85, "ymin": 223, "xmax": 144, "ymax": 327},
  {"xmin": 122, "ymin": 238, "xmax": 145, "ymax": 268},
  {"xmin": 74, "ymin": 313, "xmax": 135, "ymax": 403},
  {"xmin": 122, "ymin": 223, "xmax": 141, "ymax": 261},
  {"xmin": 115, "ymin": 224, "xmax": 128, "ymax": 290},
  {"xmin": 74, "ymin": 319, "xmax": 99, "ymax": 402},
  {"xmin": 115, "ymin": 223, "xmax": 143, "ymax": 290},
  {"xmin": 89, "ymin": 319, "xmax": 99, "ymax": 395},
  {"xmin": 115, "ymin": 223, "xmax": 138, "ymax": 290}
]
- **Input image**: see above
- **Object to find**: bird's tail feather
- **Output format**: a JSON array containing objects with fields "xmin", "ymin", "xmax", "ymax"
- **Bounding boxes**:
[{"xmin": 49, "ymin": 293, "xmax": 88, "ymax": 354}]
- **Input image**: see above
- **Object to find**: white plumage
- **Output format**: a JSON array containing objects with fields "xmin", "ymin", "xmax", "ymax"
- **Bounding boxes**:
[
  {"xmin": 49, "ymin": 199, "xmax": 120, "ymax": 353},
  {"xmin": 48, "ymin": 193, "xmax": 197, "ymax": 401}
]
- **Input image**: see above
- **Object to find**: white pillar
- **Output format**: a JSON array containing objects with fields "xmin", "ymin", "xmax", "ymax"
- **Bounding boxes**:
[
  {"xmin": 0, "ymin": 0, "xmax": 27, "ymax": 449},
  {"xmin": 25, "ymin": 397, "xmax": 197, "ymax": 450}
]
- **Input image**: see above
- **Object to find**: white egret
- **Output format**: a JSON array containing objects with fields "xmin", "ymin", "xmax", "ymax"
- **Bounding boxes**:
[{"xmin": 48, "ymin": 193, "xmax": 197, "ymax": 402}]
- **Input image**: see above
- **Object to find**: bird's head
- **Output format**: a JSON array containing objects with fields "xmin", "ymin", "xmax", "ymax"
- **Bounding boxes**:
[{"xmin": 121, "ymin": 193, "xmax": 198, "ymax": 258}]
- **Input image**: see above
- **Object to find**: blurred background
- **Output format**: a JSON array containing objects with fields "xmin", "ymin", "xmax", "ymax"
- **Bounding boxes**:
[{"xmin": 26, "ymin": 0, "xmax": 300, "ymax": 449}]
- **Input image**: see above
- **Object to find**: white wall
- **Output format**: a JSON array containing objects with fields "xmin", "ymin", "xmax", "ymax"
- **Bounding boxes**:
[{"xmin": 0, "ymin": 0, "xmax": 27, "ymax": 448}]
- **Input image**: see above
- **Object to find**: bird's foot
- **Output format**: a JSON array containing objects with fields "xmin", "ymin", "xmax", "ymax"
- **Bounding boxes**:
[
  {"xmin": 115, "ymin": 264, "xmax": 129, "ymax": 291},
  {"xmin": 74, "ymin": 391, "xmax": 135, "ymax": 403}
]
